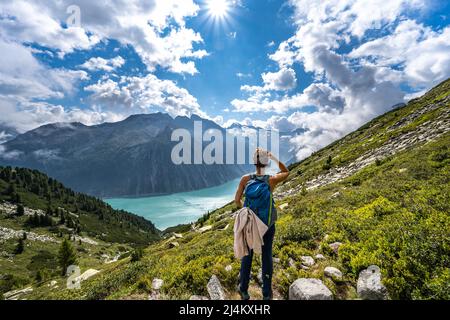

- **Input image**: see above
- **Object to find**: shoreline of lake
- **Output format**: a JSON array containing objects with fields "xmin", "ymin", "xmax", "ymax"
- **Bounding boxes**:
[{"xmin": 105, "ymin": 178, "xmax": 241, "ymax": 230}]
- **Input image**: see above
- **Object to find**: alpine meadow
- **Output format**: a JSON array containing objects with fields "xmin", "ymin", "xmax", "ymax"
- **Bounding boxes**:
[
  {"xmin": 1, "ymin": 78, "xmax": 448, "ymax": 300},
  {"xmin": 0, "ymin": 0, "xmax": 450, "ymax": 310}
]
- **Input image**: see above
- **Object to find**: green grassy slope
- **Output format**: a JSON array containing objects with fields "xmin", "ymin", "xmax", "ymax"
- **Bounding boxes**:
[
  {"xmin": 0, "ymin": 167, "xmax": 160, "ymax": 244},
  {"xmin": 0, "ymin": 167, "xmax": 161, "ymax": 297},
  {"xmin": 5, "ymin": 79, "xmax": 450, "ymax": 300}
]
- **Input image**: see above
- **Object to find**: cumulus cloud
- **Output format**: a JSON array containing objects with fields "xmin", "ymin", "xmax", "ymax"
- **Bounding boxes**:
[
  {"xmin": 0, "ymin": 39, "xmax": 88, "ymax": 100},
  {"xmin": 303, "ymin": 83, "xmax": 345, "ymax": 113},
  {"xmin": 0, "ymin": 132, "xmax": 13, "ymax": 144},
  {"xmin": 79, "ymin": 56, "xmax": 125, "ymax": 72},
  {"xmin": 32, "ymin": 149, "xmax": 62, "ymax": 161},
  {"xmin": 0, "ymin": 0, "xmax": 206, "ymax": 74},
  {"xmin": 0, "ymin": 145, "xmax": 23, "ymax": 160},
  {"xmin": 84, "ymin": 74, "xmax": 205, "ymax": 118},
  {"xmin": 231, "ymin": 80, "xmax": 348, "ymax": 114},
  {"xmin": 0, "ymin": 99, "xmax": 123, "ymax": 133},
  {"xmin": 262, "ymin": 68, "xmax": 297, "ymax": 91},
  {"xmin": 0, "ymin": 38, "xmax": 96, "ymax": 132},
  {"xmin": 236, "ymin": 72, "xmax": 251, "ymax": 79},
  {"xmin": 231, "ymin": 0, "xmax": 441, "ymax": 160},
  {"xmin": 0, "ymin": 0, "xmax": 211, "ymax": 131},
  {"xmin": 349, "ymin": 20, "xmax": 450, "ymax": 87}
]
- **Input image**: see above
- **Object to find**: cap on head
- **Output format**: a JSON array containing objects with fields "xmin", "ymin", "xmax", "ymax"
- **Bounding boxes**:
[{"xmin": 253, "ymin": 148, "xmax": 269, "ymax": 168}]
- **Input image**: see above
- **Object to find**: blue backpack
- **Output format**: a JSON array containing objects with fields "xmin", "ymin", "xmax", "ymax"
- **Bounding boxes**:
[{"xmin": 244, "ymin": 174, "xmax": 275, "ymax": 226}]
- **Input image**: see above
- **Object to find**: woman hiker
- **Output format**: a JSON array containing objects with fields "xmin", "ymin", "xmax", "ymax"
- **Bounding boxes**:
[{"xmin": 234, "ymin": 148, "xmax": 289, "ymax": 300}]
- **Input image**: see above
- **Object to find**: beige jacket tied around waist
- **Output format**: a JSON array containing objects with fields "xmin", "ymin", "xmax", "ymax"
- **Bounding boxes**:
[{"xmin": 233, "ymin": 207, "xmax": 268, "ymax": 259}]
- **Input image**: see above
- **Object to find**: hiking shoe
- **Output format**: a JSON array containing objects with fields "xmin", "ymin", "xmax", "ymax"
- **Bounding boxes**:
[{"xmin": 238, "ymin": 287, "xmax": 250, "ymax": 300}]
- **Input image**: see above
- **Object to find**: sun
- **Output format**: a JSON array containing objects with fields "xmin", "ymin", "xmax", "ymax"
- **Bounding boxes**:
[
  {"xmin": 207, "ymin": 0, "xmax": 230, "ymax": 19},
  {"xmin": 200, "ymin": 0, "xmax": 238, "ymax": 31}
]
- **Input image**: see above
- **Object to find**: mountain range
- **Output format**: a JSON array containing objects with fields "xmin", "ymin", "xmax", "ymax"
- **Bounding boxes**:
[
  {"xmin": 0, "ymin": 113, "xmax": 303, "ymax": 197},
  {"xmin": 0, "ymin": 114, "xmax": 245, "ymax": 197}
]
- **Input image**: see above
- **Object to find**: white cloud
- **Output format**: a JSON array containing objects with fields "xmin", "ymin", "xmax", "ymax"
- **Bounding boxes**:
[
  {"xmin": 0, "ymin": 0, "xmax": 207, "ymax": 74},
  {"xmin": 232, "ymin": 67, "xmax": 298, "ymax": 112},
  {"xmin": 268, "ymin": 41, "xmax": 296, "ymax": 67},
  {"xmin": 346, "ymin": 0, "xmax": 425, "ymax": 38},
  {"xmin": 263, "ymin": 116, "xmax": 297, "ymax": 132},
  {"xmin": 349, "ymin": 20, "xmax": 450, "ymax": 87},
  {"xmin": 231, "ymin": 81, "xmax": 348, "ymax": 114},
  {"xmin": 0, "ymin": 145, "xmax": 23, "ymax": 160},
  {"xmin": 228, "ymin": 31, "xmax": 237, "ymax": 39},
  {"xmin": 0, "ymin": 1, "xmax": 100, "ymax": 55},
  {"xmin": 0, "ymin": 39, "xmax": 88, "ymax": 100},
  {"xmin": 32, "ymin": 149, "xmax": 62, "ymax": 161},
  {"xmin": 231, "ymin": 0, "xmax": 438, "ymax": 160},
  {"xmin": 236, "ymin": 72, "xmax": 251, "ymax": 79},
  {"xmin": 0, "ymin": 38, "xmax": 95, "ymax": 132},
  {"xmin": 0, "ymin": 99, "xmax": 121, "ymax": 133},
  {"xmin": 0, "ymin": 132, "xmax": 13, "ymax": 144},
  {"xmin": 79, "ymin": 56, "xmax": 125, "ymax": 72},
  {"xmin": 0, "ymin": 0, "xmax": 212, "ymax": 131},
  {"xmin": 84, "ymin": 74, "xmax": 205, "ymax": 118},
  {"xmin": 262, "ymin": 68, "xmax": 297, "ymax": 91}
]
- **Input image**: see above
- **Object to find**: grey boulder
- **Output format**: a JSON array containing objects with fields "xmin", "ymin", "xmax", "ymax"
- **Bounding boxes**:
[
  {"xmin": 357, "ymin": 265, "xmax": 388, "ymax": 300},
  {"xmin": 207, "ymin": 275, "xmax": 226, "ymax": 300},
  {"xmin": 324, "ymin": 267, "xmax": 343, "ymax": 280},
  {"xmin": 289, "ymin": 278, "xmax": 333, "ymax": 300}
]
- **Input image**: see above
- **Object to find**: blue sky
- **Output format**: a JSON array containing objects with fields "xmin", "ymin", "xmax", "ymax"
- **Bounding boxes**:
[{"xmin": 0, "ymin": 0, "xmax": 449, "ymax": 158}]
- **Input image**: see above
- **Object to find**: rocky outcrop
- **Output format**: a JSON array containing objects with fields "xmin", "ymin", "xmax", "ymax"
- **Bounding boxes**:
[
  {"xmin": 0, "ymin": 226, "xmax": 58, "ymax": 243},
  {"xmin": 289, "ymin": 278, "xmax": 333, "ymax": 300},
  {"xmin": 324, "ymin": 267, "xmax": 343, "ymax": 280},
  {"xmin": 197, "ymin": 225, "xmax": 212, "ymax": 233},
  {"xmin": 301, "ymin": 256, "xmax": 315, "ymax": 266},
  {"xmin": 73, "ymin": 235, "xmax": 98, "ymax": 246},
  {"xmin": 279, "ymin": 203, "xmax": 289, "ymax": 210},
  {"xmin": 3, "ymin": 287, "xmax": 33, "ymax": 300},
  {"xmin": 329, "ymin": 242, "xmax": 342, "ymax": 255},
  {"xmin": 74, "ymin": 269, "xmax": 100, "ymax": 283},
  {"xmin": 168, "ymin": 241, "xmax": 179, "ymax": 248},
  {"xmin": 207, "ymin": 275, "xmax": 226, "ymax": 300},
  {"xmin": 357, "ymin": 265, "xmax": 388, "ymax": 300},
  {"xmin": 152, "ymin": 278, "xmax": 164, "ymax": 290},
  {"xmin": 277, "ymin": 103, "xmax": 450, "ymax": 198},
  {"xmin": 0, "ymin": 201, "xmax": 45, "ymax": 217}
]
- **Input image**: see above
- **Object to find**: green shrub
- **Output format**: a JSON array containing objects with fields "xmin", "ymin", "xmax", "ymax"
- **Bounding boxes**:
[
  {"xmin": 130, "ymin": 248, "xmax": 144, "ymax": 262},
  {"xmin": 84, "ymin": 262, "xmax": 148, "ymax": 300}
]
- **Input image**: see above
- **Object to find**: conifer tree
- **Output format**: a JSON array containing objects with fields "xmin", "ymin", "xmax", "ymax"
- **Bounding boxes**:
[
  {"xmin": 14, "ymin": 238, "xmax": 24, "ymax": 254},
  {"xmin": 58, "ymin": 239, "xmax": 77, "ymax": 275}
]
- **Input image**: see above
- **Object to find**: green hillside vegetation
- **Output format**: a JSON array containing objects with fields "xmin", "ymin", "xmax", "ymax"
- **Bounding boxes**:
[
  {"xmin": 2, "ymin": 79, "xmax": 450, "ymax": 300},
  {"xmin": 0, "ymin": 167, "xmax": 161, "ymax": 297},
  {"xmin": 0, "ymin": 167, "xmax": 160, "ymax": 244},
  {"xmin": 0, "ymin": 213, "xmax": 135, "ymax": 298}
]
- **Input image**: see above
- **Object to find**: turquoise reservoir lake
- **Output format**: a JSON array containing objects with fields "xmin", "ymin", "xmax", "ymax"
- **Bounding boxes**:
[{"xmin": 105, "ymin": 178, "xmax": 240, "ymax": 230}]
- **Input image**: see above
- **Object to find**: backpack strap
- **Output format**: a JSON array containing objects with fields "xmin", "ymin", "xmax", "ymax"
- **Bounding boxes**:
[
  {"xmin": 268, "ymin": 192, "xmax": 273, "ymax": 226},
  {"xmin": 264, "ymin": 175, "xmax": 273, "ymax": 226},
  {"xmin": 257, "ymin": 175, "xmax": 273, "ymax": 225}
]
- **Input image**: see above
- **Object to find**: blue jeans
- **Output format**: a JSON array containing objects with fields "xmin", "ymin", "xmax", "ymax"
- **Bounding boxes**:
[{"xmin": 239, "ymin": 224, "xmax": 275, "ymax": 298}]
